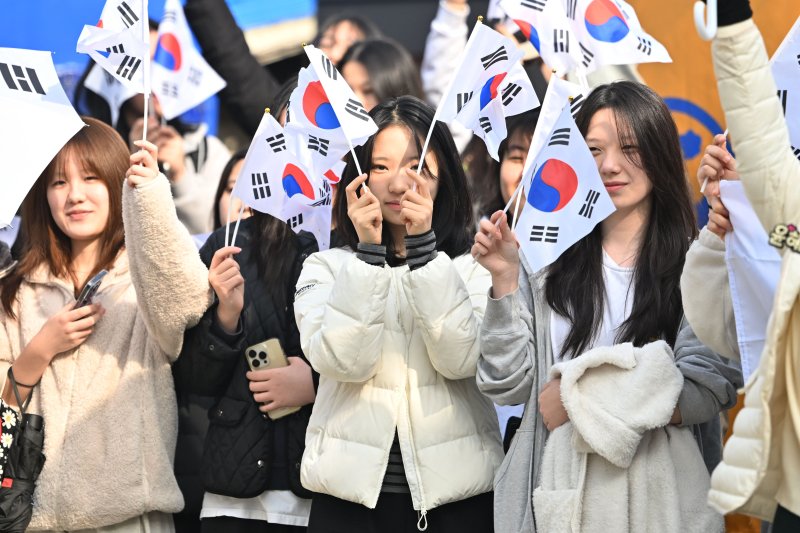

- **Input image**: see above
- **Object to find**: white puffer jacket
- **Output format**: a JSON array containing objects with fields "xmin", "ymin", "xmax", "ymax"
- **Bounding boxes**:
[
  {"xmin": 703, "ymin": 18, "xmax": 800, "ymax": 520},
  {"xmin": 294, "ymin": 249, "xmax": 503, "ymax": 513}
]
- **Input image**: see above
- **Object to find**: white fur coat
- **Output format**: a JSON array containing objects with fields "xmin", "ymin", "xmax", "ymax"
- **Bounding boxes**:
[{"xmin": 533, "ymin": 341, "xmax": 724, "ymax": 533}]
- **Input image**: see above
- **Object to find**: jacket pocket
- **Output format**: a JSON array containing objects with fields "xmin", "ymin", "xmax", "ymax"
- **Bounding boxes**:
[
  {"xmin": 532, "ymin": 487, "xmax": 577, "ymax": 533},
  {"xmin": 202, "ymin": 396, "xmax": 271, "ymax": 498}
]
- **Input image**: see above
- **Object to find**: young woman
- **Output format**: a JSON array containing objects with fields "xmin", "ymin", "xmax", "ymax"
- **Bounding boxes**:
[
  {"xmin": 473, "ymin": 81, "xmax": 742, "ymax": 532},
  {"xmin": 174, "ymin": 102, "xmax": 319, "ymax": 532},
  {"xmin": 293, "ymin": 95, "xmax": 503, "ymax": 532},
  {"xmin": 0, "ymin": 117, "xmax": 211, "ymax": 532}
]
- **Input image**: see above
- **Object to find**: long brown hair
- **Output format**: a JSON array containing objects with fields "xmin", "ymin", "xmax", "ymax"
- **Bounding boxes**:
[{"xmin": 1, "ymin": 117, "xmax": 128, "ymax": 317}]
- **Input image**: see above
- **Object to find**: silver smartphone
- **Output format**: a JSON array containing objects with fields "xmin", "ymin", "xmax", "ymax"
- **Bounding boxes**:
[{"xmin": 75, "ymin": 270, "xmax": 108, "ymax": 308}]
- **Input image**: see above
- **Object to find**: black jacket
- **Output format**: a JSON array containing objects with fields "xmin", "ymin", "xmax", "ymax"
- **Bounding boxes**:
[
  {"xmin": 175, "ymin": 218, "xmax": 318, "ymax": 499},
  {"xmin": 184, "ymin": 0, "xmax": 281, "ymax": 137}
]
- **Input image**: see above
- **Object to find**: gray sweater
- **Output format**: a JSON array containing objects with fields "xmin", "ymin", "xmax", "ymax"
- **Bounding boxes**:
[{"xmin": 477, "ymin": 256, "xmax": 743, "ymax": 533}]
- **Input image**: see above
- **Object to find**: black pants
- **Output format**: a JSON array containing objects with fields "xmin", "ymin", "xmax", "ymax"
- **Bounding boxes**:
[
  {"xmin": 772, "ymin": 505, "xmax": 800, "ymax": 532},
  {"xmin": 307, "ymin": 491, "xmax": 494, "ymax": 533},
  {"xmin": 201, "ymin": 516, "xmax": 306, "ymax": 533}
]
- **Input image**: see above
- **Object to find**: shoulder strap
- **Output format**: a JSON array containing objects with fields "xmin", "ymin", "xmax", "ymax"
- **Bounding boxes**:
[{"xmin": 6, "ymin": 368, "xmax": 32, "ymax": 414}]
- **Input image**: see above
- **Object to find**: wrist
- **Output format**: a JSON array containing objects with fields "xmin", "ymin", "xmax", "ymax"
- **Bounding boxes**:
[
  {"xmin": 215, "ymin": 306, "xmax": 241, "ymax": 334},
  {"xmin": 491, "ymin": 272, "xmax": 519, "ymax": 299}
]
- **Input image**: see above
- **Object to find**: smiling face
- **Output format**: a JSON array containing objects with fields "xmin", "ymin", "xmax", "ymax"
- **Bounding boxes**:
[
  {"xmin": 367, "ymin": 124, "xmax": 439, "ymax": 229},
  {"xmin": 46, "ymin": 151, "xmax": 110, "ymax": 249},
  {"xmin": 585, "ymin": 107, "xmax": 653, "ymax": 215}
]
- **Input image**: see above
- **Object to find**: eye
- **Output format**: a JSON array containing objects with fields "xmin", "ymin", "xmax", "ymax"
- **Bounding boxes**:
[
  {"xmin": 84, "ymin": 175, "xmax": 100, "ymax": 182},
  {"xmin": 589, "ymin": 146, "xmax": 601, "ymax": 155},
  {"xmin": 371, "ymin": 164, "xmax": 388, "ymax": 173},
  {"xmin": 50, "ymin": 179, "xmax": 66, "ymax": 187},
  {"xmin": 622, "ymin": 145, "xmax": 639, "ymax": 154}
]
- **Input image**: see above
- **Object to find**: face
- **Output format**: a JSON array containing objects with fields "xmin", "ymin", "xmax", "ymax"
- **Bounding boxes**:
[
  {"xmin": 218, "ymin": 160, "xmax": 251, "ymax": 227},
  {"xmin": 585, "ymin": 108, "xmax": 653, "ymax": 214},
  {"xmin": 342, "ymin": 60, "xmax": 377, "ymax": 111},
  {"xmin": 367, "ymin": 125, "xmax": 439, "ymax": 228},
  {"xmin": 47, "ymin": 152, "xmax": 111, "ymax": 248},
  {"xmin": 499, "ymin": 129, "xmax": 531, "ymax": 205},
  {"xmin": 319, "ymin": 20, "xmax": 364, "ymax": 64}
]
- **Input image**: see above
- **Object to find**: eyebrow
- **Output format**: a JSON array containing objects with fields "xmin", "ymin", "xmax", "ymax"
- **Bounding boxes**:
[{"xmin": 507, "ymin": 144, "xmax": 527, "ymax": 152}]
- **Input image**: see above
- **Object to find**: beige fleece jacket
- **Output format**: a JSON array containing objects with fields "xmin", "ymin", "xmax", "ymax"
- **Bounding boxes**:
[{"xmin": 0, "ymin": 175, "xmax": 212, "ymax": 530}]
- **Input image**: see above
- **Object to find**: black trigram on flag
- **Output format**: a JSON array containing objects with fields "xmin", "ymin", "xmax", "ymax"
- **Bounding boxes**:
[
  {"xmin": 308, "ymin": 135, "xmax": 330, "ymax": 156},
  {"xmin": 579, "ymin": 43, "xmax": 594, "ymax": 68},
  {"xmin": 251, "ymin": 172, "xmax": 271, "ymax": 200},
  {"xmin": 312, "ymin": 195, "xmax": 333, "ymax": 207},
  {"xmin": 321, "ymin": 56, "xmax": 338, "ymax": 80},
  {"xmin": 0, "ymin": 63, "xmax": 46, "ymax": 95},
  {"xmin": 637, "ymin": 37, "xmax": 652, "ymax": 56},
  {"xmin": 553, "ymin": 29, "xmax": 570, "ymax": 54},
  {"xmin": 521, "ymin": 0, "xmax": 546, "ymax": 11},
  {"xmin": 578, "ymin": 190, "xmax": 600, "ymax": 218},
  {"xmin": 792, "ymin": 146, "xmax": 800, "ymax": 161},
  {"xmin": 286, "ymin": 213, "xmax": 304, "ymax": 228},
  {"xmin": 116, "ymin": 55, "xmax": 141, "ymax": 81},
  {"xmin": 161, "ymin": 81, "xmax": 178, "ymax": 98},
  {"xmin": 479, "ymin": 116, "xmax": 493, "ymax": 134},
  {"xmin": 481, "ymin": 46, "xmax": 509, "ymax": 70},
  {"xmin": 797, "ymin": 53, "xmax": 800, "ymax": 67},
  {"xmin": 565, "ymin": 0, "xmax": 578, "ymax": 19},
  {"xmin": 569, "ymin": 94, "xmax": 585, "ymax": 119},
  {"xmin": 188, "ymin": 67, "xmax": 203, "ymax": 86},
  {"xmin": 266, "ymin": 133, "xmax": 286, "ymax": 153},
  {"xmin": 778, "ymin": 89, "xmax": 788, "ymax": 115},
  {"xmin": 345, "ymin": 98, "xmax": 370, "ymax": 121},
  {"xmin": 161, "ymin": 10, "xmax": 178, "ymax": 24},
  {"xmin": 105, "ymin": 44, "xmax": 125, "ymax": 54},
  {"xmin": 457, "ymin": 91, "xmax": 473, "ymax": 113},
  {"xmin": 548, "ymin": 127, "xmax": 570, "ymax": 147},
  {"xmin": 502, "ymin": 83, "xmax": 521, "ymax": 106},
  {"xmin": 285, "ymin": 103, "xmax": 291, "ymax": 123},
  {"xmin": 530, "ymin": 225, "xmax": 559, "ymax": 243},
  {"xmin": 117, "ymin": 1, "xmax": 140, "ymax": 28}
]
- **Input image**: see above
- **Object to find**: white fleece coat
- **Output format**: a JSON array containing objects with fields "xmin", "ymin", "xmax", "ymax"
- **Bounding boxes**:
[
  {"xmin": 533, "ymin": 341, "xmax": 724, "ymax": 533},
  {"xmin": 294, "ymin": 249, "xmax": 503, "ymax": 513},
  {"xmin": 0, "ymin": 175, "xmax": 212, "ymax": 530}
]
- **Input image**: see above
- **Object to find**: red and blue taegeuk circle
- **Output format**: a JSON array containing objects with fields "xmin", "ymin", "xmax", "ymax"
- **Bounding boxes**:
[
  {"xmin": 527, "ymin": 159, "xmax": 578, "ymax": 212},
  {"xmin": 514, "ymin": 20, "xmax": 541, "ymax": 53},
  {"xmin": 584, "ymin": 0, "xmax": 629, "ymax": 43},
  {"xmin": 154, "ymin": 33, "xmax": 182, "ymax": 71},
  {"xmin": 479, "ymin": 73, "xmax": 508, "ymax": 110},
  {"xmin": 282, "ymin": 164, "xmax": 316, "ymax": 200},
  {"xmin": 302, "ymin": 81, "xmax": 340, "ymax": 129}
]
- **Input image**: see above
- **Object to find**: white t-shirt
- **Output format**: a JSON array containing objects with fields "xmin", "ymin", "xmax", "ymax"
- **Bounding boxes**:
[
  {"xmin": 550, "ymin": 250, "xmax": 635, "ymax": 361},
  {"xmin": 200, "ymin": 490, "xmax": 311, "ymax": 527}
]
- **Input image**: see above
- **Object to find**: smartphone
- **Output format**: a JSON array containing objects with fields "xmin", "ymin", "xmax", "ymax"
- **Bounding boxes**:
[
  {"xmin": 75, "ymin": 270, "xmax": 108, "ymax": 308},
  {"xmin": 245, "ymin": 338, "xmax": 301, "ymax": 420}
]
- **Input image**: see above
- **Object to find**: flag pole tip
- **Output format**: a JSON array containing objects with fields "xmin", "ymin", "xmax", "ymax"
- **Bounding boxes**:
[
  {"xmin": 477, "ymin": 15, "xmax": 484, "ymax": 22},
  {"xmin": 568, "ymin": 96, "xmax": 574, "ymax": 102},
  {"xmin": 301, "ymin": 42, "xmax": 307, "ymax": 47},
  {"xmin": 265, "ymin": 107, "xmax": 271, "ymax": 114},
  {"xmin": 552, "ymin": 69, "xmax": 558, "ymax": 74}
]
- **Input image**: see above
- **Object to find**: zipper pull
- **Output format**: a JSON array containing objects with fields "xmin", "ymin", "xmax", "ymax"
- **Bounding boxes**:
[{"xmin": 417, "ymin": 509, "xmax": 428, "ymax": 531}]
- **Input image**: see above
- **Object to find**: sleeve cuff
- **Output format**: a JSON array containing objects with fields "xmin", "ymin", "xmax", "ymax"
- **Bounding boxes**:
[
  {"xmin": 713, "ymin": 0, "xmax": 752, "ymax": 27},
  {"xmin": 209, "ymin": 308, "xmax": 245, "ymax": 345},
  {"xmin": 482, "ymin": 288, "xmax": 522, "ymax": 333},
  {"xmin": 405, "ymin": 230, "xmax": 437, "ymax": 271},
  {"xmin": 698, "ymin": 226, "xmax": 726, "ymax": 251},
  {"xmin": 432, "ymin": 0, "xmax": 470, "ymax": 36},
  {"xmin": 356, "ymin": 242, "xmax": 387, "ymax": 267}
]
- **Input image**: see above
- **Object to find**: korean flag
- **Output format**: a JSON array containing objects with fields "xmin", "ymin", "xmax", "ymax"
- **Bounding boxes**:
[
  {"xmin": 771, "ymin": 15, "xmax": 800, "ymax": 159},
  {"xmin": 515, "ymin": 103, "xmax": 615, "ymax": 273}
]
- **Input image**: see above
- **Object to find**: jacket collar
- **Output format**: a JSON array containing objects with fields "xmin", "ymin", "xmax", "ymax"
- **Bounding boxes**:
[{"xmin": 26, "ymin": 249, "xmax": 129, "ymax": 293}]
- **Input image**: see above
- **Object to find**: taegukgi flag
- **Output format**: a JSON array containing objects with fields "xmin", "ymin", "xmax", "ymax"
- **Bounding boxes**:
[
  {"xmin": 151, "ymin": 0, "xmax": 226, "ymax": 120},
  {"xmin": 0, "ymin": 47, "xmax": 85, "ymax": 228},
  {"xmin": 284, "ymin": 45, "xmax": 378, "ymax": 179},
  {"xmin": 232, "ymin": 112, "xmax": 333, "ymax": 250},
  {"xmin": 515, "ymin": 102, "xmax": 615, "ymax": 273},
  {"xmin": 83, "ymin": 62, "xmax": 138, "ymax": 126},
  {"xmin": 771, "ymin": 15, "xmax": 800, "ymax": 159}
]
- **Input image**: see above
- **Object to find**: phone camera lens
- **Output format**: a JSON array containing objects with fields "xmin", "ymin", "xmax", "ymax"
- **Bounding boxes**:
[
  {"xmin": 248, "ymin": 350, "xmax": 256, "ymax": 357},
  {"xmin": 252, "ymin": 359, "xmax": 260, "ymax": 367},
  {"xmin": 258, "ymin": 351, "xmax": 267, "ymax": 360}
]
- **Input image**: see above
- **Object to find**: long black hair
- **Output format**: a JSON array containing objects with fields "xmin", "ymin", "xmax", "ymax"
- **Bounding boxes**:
[
  {"xmin": 545, "ymin": 81, "xmax": 697, "ymax": 358},
  {"xmin": 339, "ymin": 38, "xmax": 424, "ymax": 103},
  {"xmin": 334, "ymin": 96, "xmax": 474, "ymax": 259}
]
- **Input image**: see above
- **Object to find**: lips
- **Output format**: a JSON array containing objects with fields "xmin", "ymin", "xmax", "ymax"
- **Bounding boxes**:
[
  {"xmin": 66, "ymin": 210, "xmax": 92, "ymax": 220},
  {"xmin": 385, "ymin": 201, "xmax": 402, "ymax": 211},
  {"xmin": 603, "ymin": 181, "xmax": 626, "ymax": 192}
]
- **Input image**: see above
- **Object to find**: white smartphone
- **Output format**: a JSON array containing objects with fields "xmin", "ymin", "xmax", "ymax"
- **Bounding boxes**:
[{"xmin": 245, "ymin": 338, "xmax": 301, "ymax": 420}]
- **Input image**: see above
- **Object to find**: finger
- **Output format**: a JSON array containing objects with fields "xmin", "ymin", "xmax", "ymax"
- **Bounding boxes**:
[
  {"xmin": 345, "ymin": 174, "xmax": 368, "ymax": 205},
  {"xmin": 220, "ymin": 275, "xmax": 245, "ymax": 293},
  {"xmin": 210, "ymin": 247, "xmax": 241, "ymax": 269},
  {"xmin": 246, "ymin": 369, "xmax": 274, "ymax": 384},
  {"xmin": 68, "ymin": 302, "xmax": 103, "ymax": 321},
  {"xmin": 472, "ymin": 242, "xmax": 489, "ymax": 257},
  {"xmin": 253, "ymin": 392, "xmax": 275, "ymax": 406},
  {"xmin": 714, "ymin": 133, "xmax": 728, "ymax": 147},
  {"xmin": 704, "ymin": 144, "xmax": 732, "ymax": 165},
  {"xmin": 496, "ymin": 212, "xmax": 514, "ymax": 241},
  {"xmin": 478, "ymin": 218, "xmax": 502, "ymax": 239},
  {"xmin": 474, "ymin": 232, "xmax": 495, "ymax": 251},
  {"xmin": 709, "ymin": 211, "xmax": 733, "ymax": 233},
  {"xmin": 133, "ymin": 139, "xmax": 158, "ymax": 157},
  {"xmin": 405, "ymin": 168, "xmax": 431, "ymax": 199}
]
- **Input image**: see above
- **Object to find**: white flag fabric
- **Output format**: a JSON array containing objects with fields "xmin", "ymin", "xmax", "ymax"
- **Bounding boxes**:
[
  {"xmin": 151, "ymin": 0, "xmax": 226, "ymax": 120},
  {"xmin": 499, "ymin": 0, "xmax": 583, "ymax": 75},
  {"xmin": 83, "ymin": 62, "xmax": 137, "ymax": 126},
  {"xmin": 0, "ymin": 48, "xmax": 85, "ymax": 227},
  {"xmin": 436, "ymin": 23, "xmax": 540, "ymax": 160},
  {"xmin": 96, "ymin": 0, "xmax": 145, "ymax": 32},
  {"xmin": 514, "ymin": 103, "xmax": 615, "ymax": 272},
  {"xmin": 232, "ymin": 113, "xmax": 333, "ymax": 250},
  {"xmin": 771, "ymin": 15, "xmax": 800, "ymax": 159},
  {"xmin": 77, "ymin": 23, "xmax": 148, "ymax": 93},
  {"xmin": 719, "ymin": 181, "xmax": 781, "ymax": 382},
  {"xmin": 284, "ymin": 47, "xmax": 377, "ymax": 178}
]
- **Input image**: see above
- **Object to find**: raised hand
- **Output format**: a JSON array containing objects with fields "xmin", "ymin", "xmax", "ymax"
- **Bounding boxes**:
[
  {"xmin": 346, "ymin": 174, "xmax": 383, "ymax": 245},
  {"xmin": 126, "ymin": 140, "xmax": 160, "ymax": 188},
  {"xmin": 247, "ymin": 356, "xmax": 316, "ymax": 413},
  {"xmin": 400, "ymin": 169, "xmax": 434, "ymax": 236},
  {"xmin": 208, "ymin": 246, "xmax": 244, "ymax": 334},
  {"xmin": 472, "ymin": 210, "xmax": 520, "ymax": 298},
  {"xmin": 698, "ymin": 134, "xmax": 739, "ymax": 238}
]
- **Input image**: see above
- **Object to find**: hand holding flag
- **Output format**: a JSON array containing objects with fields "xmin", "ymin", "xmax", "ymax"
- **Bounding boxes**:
[{"xmin": 345, "ymin": 174, "xmax": 382, "ymax": 245}]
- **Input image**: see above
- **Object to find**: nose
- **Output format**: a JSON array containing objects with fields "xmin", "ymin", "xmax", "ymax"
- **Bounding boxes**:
[
  {"xmin": 387, "ymin": 167, "xmax": 413, "ymax": 194},
  {"xmin": 598, "ymin": 148, "xmax": 623, "ymax": 177},
  {"xmin": 66, "ymin": 180, "xmax": 86, "ymax": 204}
]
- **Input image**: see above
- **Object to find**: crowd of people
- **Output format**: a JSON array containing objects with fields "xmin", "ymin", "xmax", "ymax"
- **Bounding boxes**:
[{"xmin": 0, "ymin": 0, "xmax": 798, "ymax": 532}]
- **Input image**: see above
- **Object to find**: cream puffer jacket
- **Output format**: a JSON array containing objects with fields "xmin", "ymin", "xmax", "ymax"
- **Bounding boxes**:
[
  {"xmin": 0, "ymin": 175, "xmax": 212, "ymax": 530},
  {"xmin": 294, "ymin": 249, "xmax": 504, "ymax": 514},
  {"xmin": 701, "ymin": 19, "xmax": 800, "ymax": 520}
]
